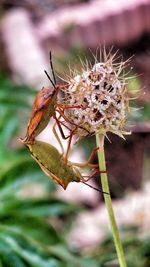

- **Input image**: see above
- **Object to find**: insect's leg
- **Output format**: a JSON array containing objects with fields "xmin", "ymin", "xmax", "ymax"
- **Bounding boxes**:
[
  {"xmin": 56, "ymin": 105, "xmax": 91, "ymax": 160},
  {"xmin": 52, "ymin": 110, "xmax": 77, "ymax": 154},
  {"xmin": 57, "ymin": 103, "xmax": 83, "ymax": 109},
  {"xmin": 73, "ymin": 166, "xmax": 108, "ymax": 193},
  {"xmin": 55, "ymin": 107, "xmax": 84, "ymax": 163},
  {"xmin": 52, "ymin": 117, "xmax": 65, "ymax": 154},
  {"xmin": 55, "ymin": 105, "xmax": 90, "ymax": 163},
  {"xmin": 82, "ymin": 169, "xmax": 108, "ymax": 193},
  {"xmin": 54, "ymin": 109, "xmax": 78, "ymax": 163},
  {"xmin": 55, "ymin": 115, "xmax": 78, "ymax": 164},
  {"xmin": 71, "ymin": 147, "xmax": 100, "ymax": 168},
  {"xmin": 53, "ymin": 113, "xmax": 76, "ymax": 159},
  {"xmin": 56, "ymin": 110, "xmax": 100, "ymax": 166},
  {"xmin": 59, "ymin": 120, "xmax": 73, "ymax": 133},
  {"xmin": 64, "ymin": 126, "xmax": 78, "ymax": 164},
  {"xmin": 82, "ymin": 181, "xmax": 109, "ymax": 194},
  {"xmin": 81, "ymin": 168, "xmax": 106, "ymax": 182},
  {"xmin": 56, "ymin": 107, "xmax": 90, "ymax": 134},
  {"xmin": 53, "ymin": 114, "xmax": 73, "ymax": 140}
]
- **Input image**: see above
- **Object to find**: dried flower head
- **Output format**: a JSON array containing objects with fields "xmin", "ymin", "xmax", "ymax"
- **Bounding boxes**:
[{"xmin": 63, "ymin": 51, "xmax": 131, "ymax": 139}]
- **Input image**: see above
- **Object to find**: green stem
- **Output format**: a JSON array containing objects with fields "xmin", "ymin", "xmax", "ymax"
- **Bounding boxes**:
[{"xmin": 96, "ymin": 134, "xmax": 127, "ymax": 267}]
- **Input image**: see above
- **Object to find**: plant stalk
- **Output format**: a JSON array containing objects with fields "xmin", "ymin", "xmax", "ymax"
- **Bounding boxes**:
[{"xmin": 96, "ymin": 134, "xmax": 127, "ymax": 267}]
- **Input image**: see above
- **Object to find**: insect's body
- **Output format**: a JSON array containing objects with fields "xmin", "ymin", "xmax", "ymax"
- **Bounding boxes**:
[
  {"xmin": 27, "ymin": 140, "xmax": 81, "ymax": 189},
  {"xmin": 22, "ymin": 86, "xmax": 58, "ymax": 144}
]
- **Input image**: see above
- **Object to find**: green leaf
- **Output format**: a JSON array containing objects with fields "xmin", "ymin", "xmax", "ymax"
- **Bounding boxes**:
[
  {"xmin": 0, "ymin": 252, "xmax": 26, "ymax": 267},
  {"xmin": 0, "ymin": 217, "xmax": 62, "ymax": 246},
  {"xmin": 0, "ymin": 196, "xmax": 78, "ymax": 218},
  {"xmin": 0, "ymin": 235, "xmax": 60, "ymax": 267}
]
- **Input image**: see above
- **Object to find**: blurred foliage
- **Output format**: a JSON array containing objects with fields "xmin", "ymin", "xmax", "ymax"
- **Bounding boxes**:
[
  {"xmin": 0, "ymin": 73, "xmax": 150, "ymax": 266},
  {"xmin": 127, "ymin": 75, "xmax": 150, "ymax": 122},
  {"xmin": 127, "ymin": 76, "xmax": 141, "ymax": 94},
  {"xmin": 128, "ymin": 101, "xmax": 150, "ymax": 124},
  {"xmin": 91, "ymin": 226, "xmax": 150, "ymax": 267},
  {"xmin": 55, "ymin": 44, "xmax": 89, "ymax": 79},
  {"xmin": 139, "ymin": 102, "xmax": 150, "ymax": 121}
]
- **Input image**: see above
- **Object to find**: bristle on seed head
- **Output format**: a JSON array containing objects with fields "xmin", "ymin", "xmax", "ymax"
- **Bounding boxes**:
[{"xmin": 63, "ymin": 51, "xmax": 132, "ymax": 138}]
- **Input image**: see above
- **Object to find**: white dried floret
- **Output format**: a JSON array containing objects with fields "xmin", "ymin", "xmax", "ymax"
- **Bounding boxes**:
[{"xmin": 63, "ymin": 57, "xmax": 131, "ymax": 138}]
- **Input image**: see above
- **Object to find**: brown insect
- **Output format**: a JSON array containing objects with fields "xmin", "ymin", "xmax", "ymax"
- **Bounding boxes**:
[
  {"xmin": 20, "ymin": 52, "xmax": 66, "ymax": 145},
  {"xmin": 21, "ymin": 53, "xmax": 89, "ymax": 163}
]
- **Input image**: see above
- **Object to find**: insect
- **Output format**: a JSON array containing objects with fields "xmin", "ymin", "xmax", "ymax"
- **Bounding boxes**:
[
  {"xmin": 26, "ymin": 140, "xmax": 108, "ymax": 193},
  {"xmin": 20, "ymin": 52, "xmax": 67, "ymax": 145},
  {"xmin": 20, "ymin": 52, "xmax": 89, "ymax": 161}
]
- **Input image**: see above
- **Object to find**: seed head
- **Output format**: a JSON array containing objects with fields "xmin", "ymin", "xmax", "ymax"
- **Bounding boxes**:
[{"xmin": 63, "ymin": 53, "xmax": 131, "ymax": 139}]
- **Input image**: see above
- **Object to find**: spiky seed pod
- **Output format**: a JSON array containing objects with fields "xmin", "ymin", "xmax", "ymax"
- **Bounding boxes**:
[{"xmin": 63, "ymin": 54, "xmax": 131, "ymax": 139}]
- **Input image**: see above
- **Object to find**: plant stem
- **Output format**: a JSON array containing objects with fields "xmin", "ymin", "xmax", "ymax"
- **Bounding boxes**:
[{"xmin": 96, "ymin": 134, "xmax": 127, "ymax": 267}]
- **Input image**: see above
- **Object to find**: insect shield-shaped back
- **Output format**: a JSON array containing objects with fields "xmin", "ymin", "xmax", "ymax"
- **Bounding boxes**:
[
  {"xmin": 20, "ymin": 51, "xmax": 64, "ymax": 145},
  {"xmin": 26, "ymin": 140, "xmax": 81, "ymax": 189},
  {"xmin": 21, "ymin": 86, "xmax": 58, "ymax": 144}
]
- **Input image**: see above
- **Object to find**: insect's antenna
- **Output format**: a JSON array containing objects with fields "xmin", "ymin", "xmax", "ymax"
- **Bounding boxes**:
[
  {"xmin": 49, "ymin": 51, "xmax": 56, "ymax": 85},
  {"xmin": 44, "ymin": 70, "xmax": 56, "ymax": 89},
  {"xmin": 82, "ymin": 181, "xmax": 109, "ymax": 195}
]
